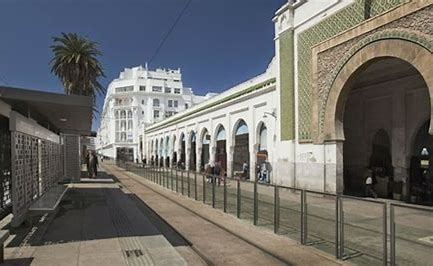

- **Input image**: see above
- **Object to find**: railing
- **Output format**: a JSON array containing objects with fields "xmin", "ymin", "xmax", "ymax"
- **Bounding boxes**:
[{"xmin": 116, "ymin": 161, "xmax": 433, "ymax": 266}]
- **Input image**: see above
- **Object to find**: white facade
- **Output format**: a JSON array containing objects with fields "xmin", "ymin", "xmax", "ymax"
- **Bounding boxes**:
[
  {"xmin": 97, "ymin": 65, "xmax": 216, "ymax": 162},
  {"xmin": 144, "ymin": 59, "xmax": 279, "ymax": 182}
]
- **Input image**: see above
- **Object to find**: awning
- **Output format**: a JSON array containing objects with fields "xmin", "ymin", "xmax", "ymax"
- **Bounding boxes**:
[{"xmin": 0, "ymin": 86, "xmax": 93, "ymax": 135}]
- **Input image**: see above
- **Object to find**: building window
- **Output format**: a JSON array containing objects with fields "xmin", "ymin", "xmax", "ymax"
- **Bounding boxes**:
[
  {"xmin": 121, "ymin": 121, "xmax": 126, "ymax": 131},
  {"xmin": 142, "ymin": 111, "xmax": 144, "ymax": 115},
  {"xmin": 128, "ymin": 120, "xmax": 133, "ymax": 130},
  {"xmin": 141, "ymin": 100, "xmax": 144, "ymax": 104},
  {"xmin": 152, "ymin": 86, "xmax": 162, "ymax": 92},
  {"xmin": 153, "ymin": 99, "xmax": 160, "ymax": 107},
  {"xmin": 115, "ymin": 86, "xmax": 133, "ymax": 93},
  {"xmin": 127, "ymin": 110, "xmax": 132, "ymax": 118},
  {"xmin": 121, "ymin": 132, "xmax": 126, "ymax": 141},
  {"xmin": 153, "ymin": 110, "xmax": 159, "ymax": 118},
  {"xmin": 139, "ymin": 86, "xmax": 146, "ymax": 91},
  {"xmin": 174, "ymin": 88, "xmax": 181, "ymax": 94},
  {"xmin": 120, "ymin": 110, "xmax": 126, "ymax": 119},
  {"xmin": 115, "ymin": 111, "xmax": 119, "ymax": 119},
  {"xmin": 185, "ymin": 103, "xmax": 188, "ymax": 109},
  {"xmin": 165, "ymin": 87, "xmax": 171, "ymax": 93},
  {"xmin": 174, "ymin": 100, "xmax": 178, "ymax": 107},
  {"xmin": 168, "ymin": 100, "xmax": 173, "ymax": 107}
]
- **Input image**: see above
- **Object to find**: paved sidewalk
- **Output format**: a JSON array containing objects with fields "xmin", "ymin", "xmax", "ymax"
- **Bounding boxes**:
[
  {"xmin": 3, "ymin": 170, "xmax": 202, "ymax": 266},
  {"xmin": 104, "ymin": 162, "xmax": 348, "ymax": 266}
]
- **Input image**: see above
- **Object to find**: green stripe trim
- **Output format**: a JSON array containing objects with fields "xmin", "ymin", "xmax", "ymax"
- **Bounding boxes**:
[
  {"xmin": 146, "ymin": 78, "xmax": 276, "ymax": 133},
  {"xmin": 279, "ymin": 30, "xmax": 295, "ymax": 140}
]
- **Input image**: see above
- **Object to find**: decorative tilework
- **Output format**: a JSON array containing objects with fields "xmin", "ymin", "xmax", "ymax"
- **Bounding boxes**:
[
  {"xmin": 280, "ymin": 30, "xmax": 295, "ymax": 140},
  {"xmin": 318, "ymin": 29, "xmax": 433, "ymax": 133},
  {"xmin": 297, "ymin": 0, "xmax": 407, "ymax": 141}
]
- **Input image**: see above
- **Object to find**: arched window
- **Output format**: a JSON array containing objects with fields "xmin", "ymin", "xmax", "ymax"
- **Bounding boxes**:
[
  {"xmin": 120, "ymin": 121, "xmax": 126, "ymax": 131},
  {"xmin": 127, "ymin": 110, "xmax": 132, "ymax": 118},
  {"xmin": 121, "ymin": 132, "xmax": 126, "ymax": 141},
  {"xmin": 120, "ymin": 110, "xmax": 126, "ymax": 118},
  {"xmin": 235, "ymin": 120, "xmax": 248, "ymax": 136},
  {"xmin": 153, "ymin": 99, "xmax": 160, "ymax": 107},
  {"xmin": 216, "ymin": 126, "xmax": 226, "ymax": 141},
  {"xmin": 128, "ymin": 120, "xmax": 133, "ymax": 130}
]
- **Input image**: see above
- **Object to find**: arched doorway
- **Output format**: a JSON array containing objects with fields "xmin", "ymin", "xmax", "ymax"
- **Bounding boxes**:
[
  {"xmin": 233, "ymin": 119, "xmax": 249, "ymax": 179},
  {"xmin": 180, "ymin": 133, "xmax": 186, "ymax": 169},
  {"xmin": 201, "ymin": 128, "xmax": 210, "ymax": 171},
  {"xmin": 257, "ymin": 123, "xmax": 268, "ymax": 160},
  {"xmin": 322, "ymin": 39, "xmax": 433, "ymax": 200},
  {"xmin": 189, "ymin": 131, "xmax": 196, "ymax": 171},
  {"xmin": 172, "ymin": 135, "xmax": 177, "ymax": 167},
  {"xmin": 409, "ymin": 121, "xmax": 433, "ymax": 205},
  {"xmin": 165, "ymin": 136, "xmax": 170, "ymax": 167},
  {"xmin": 341, "ymin": 57, "xmax": 430, "ymax": 200},
  {"xmin": 159, "ymin": 138, "xmax": 164, "ymax": 166},
  {"xmin": 215, "ymin": 125, "xmax": 227, "ymax": 173},
  {"xmin": 155, "ymin": 140, "xmax": 159, "ymax": 166}
]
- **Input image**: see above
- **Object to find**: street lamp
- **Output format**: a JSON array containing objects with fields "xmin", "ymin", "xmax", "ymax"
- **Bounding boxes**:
[{"xmin": 263, "ymin": 109, "xmax": 277, "ymax": 119}]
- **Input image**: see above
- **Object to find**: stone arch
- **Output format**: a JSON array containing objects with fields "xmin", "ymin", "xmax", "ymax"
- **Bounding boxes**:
[
  {"xmin": 255, "ymin": 121, "xmax": 268, "ymax": 152},
  {"xmin": 322, "ymin": 39, "xmax": 433, "ymax": 143}
]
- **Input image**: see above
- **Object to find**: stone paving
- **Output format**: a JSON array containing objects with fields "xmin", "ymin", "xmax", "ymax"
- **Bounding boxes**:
[
  {"xmin": 103, "ymin": 162, "xmax": 348, "ymax": 266},
  {"xmin": 2, "ymin": 170, "xmax": 200, "ymax": 266}
]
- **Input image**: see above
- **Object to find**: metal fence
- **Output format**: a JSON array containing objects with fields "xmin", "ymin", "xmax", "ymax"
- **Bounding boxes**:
[{"xmin": 116, "ymin": 161, "xmax": 433, "ymax": 266}]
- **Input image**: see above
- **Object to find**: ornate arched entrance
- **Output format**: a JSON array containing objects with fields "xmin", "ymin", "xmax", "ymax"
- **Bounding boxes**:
[{"xmin": 321, "ymin": 39, "xmax": 433, "ymax": 201}]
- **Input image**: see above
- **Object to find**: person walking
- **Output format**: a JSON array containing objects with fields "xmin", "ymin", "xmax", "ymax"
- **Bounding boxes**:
[
  {"xmin": 214, "ymin": 161, "xmax": 222, "ymax": 186},
  {"xmin": 89, "ymin": 151, "xmax": 99, "ymax": 178},
  {"xmin": 242, "ymin": 161, "xmax": 248, "ymax": 180},
  {"xmin": 365, "ymin": 168, "xmax": 377, "ymax": 198}
]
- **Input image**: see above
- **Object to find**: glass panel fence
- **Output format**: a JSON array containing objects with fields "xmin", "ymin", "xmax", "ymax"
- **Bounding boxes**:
[
  {"xmin": 341, "ymin": 196, "xmax": 386, "ymax": 265},
  {"xmin": 257, "ymin": 182, "xmax": 274, "ymax": 230},
  {"xmin": 305, "ymin": 191, "xmax": 337, "ymax": 256},
  {"xmin": 277, "ymin": 187, "xmax": 302, "ymax": 242},
  {"xmin": 392, "ymin": 204, "xmax": 433, "ymax": 266}
]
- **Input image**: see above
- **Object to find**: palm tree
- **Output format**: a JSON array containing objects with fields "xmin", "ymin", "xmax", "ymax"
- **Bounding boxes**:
[{"xmin": 50, "ymin": 32, "xmax": 105, "ymax": 110}]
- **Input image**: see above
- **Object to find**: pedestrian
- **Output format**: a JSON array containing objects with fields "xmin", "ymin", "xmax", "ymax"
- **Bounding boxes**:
[
  {"xmin": 89, "ymin": 150, "xmax": 99, "ymax": 178},
  {"xmin": 214, "ymin": 161, "xmax": 222, "ymax": 186},
  {"xmin": 365, "ymin": 168, "xmax": 377, "ymax": 198},
  {"xmin": 242, "ymin": 161, "xmax": 248, "ymax": 180},
  {"xmin": 205, "ymin": 162, "xmax": 213, "ymax": 183},
  {"xmin": 260, "ymin": 161, "xmax": 267, "ymax": 182}
]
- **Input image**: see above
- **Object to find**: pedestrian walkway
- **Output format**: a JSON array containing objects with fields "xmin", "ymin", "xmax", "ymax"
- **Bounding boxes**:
[
  {"xmin": 103, "ymin": 162, "xmax": 347, "ymax": 266},
  {"xmin": 2, "ymin": 170, "xmax": 202, "ymax": 266}
]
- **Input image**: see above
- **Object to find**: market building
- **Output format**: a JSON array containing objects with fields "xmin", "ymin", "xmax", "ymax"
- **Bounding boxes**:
[{"xmin": 144, "ymin": 0, "xmax": 433, "ymax": 205}]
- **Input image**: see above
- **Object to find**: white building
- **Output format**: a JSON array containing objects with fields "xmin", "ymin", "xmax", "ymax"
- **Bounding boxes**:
[
  {"xmin": 144, "ymin": 0, "xmax": 433, "ymax": 202},
  {"xmin": 97, "ymin": 65, "xmax": 216, "ymax": 162}
]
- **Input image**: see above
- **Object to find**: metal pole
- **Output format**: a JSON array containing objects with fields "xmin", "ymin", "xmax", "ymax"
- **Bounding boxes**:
[
  {"xmin": 237, "ymin": 179, "xmax": 241, "ymax": 218},
  {"xmin": 202, "ymin": 174, "xmax": 206, "ymax": 203},
  {"xmin": 194, "ymin": 171, "xmax": 197, "ymax": 201},
  {"xmin": 187, "ymin": 170, "xmax": 191, "ymax": 197},
  {"xmin": 383, "ymin": 203, "xmax": 387, "ymax": 266},
  {"xmin": 339, "ymin": 196, "xmax": 344, "ymax": 259},
  {"xmin": 253, "ymin": 181, "xmax": 258, "ymax": 225},
  {"xmin": 301, "ymin": 190, "xmax": 306, "ymax": 245},
  {"xmin": 171, "ymin": 167, "xmax": 173, "ymax": 190},
  {"xmin": 335, "ymin": 194, "xmax": 340, "ymax": 259},
  {"xmin": 223, "ymin": 176, "xmax": 227, "ymax": 212},
  {"xmin": 212, "ymin": 175, "xmax": 216, "ymax": 208},
  {"xmin": 175, "ymin": 168, "xmax": 178, "ymax": 193},
  {"xmin": 390, "ymin": 204, "xmax": 395, "ymax": 266},
  {"xmin": 274, "ymin": 185, "xmax": 279, "ymax": 234},
  {"xmin": 181, "ymin": 170, "xmax": 184, "ymax": 195}
]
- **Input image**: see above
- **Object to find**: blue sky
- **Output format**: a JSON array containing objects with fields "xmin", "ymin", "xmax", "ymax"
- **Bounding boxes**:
[{"xmin": 0, "ymin": 0, "xmax": 285, "ymax": 131}]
